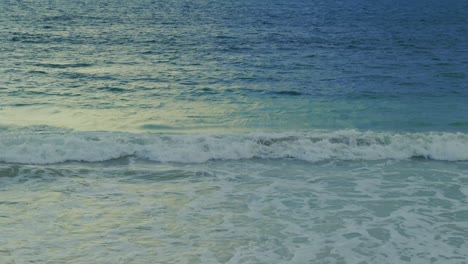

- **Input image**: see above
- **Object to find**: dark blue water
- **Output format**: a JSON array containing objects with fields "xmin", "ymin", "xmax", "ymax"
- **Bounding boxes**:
[
  {"xmin": 1, "ymin": 1, "xmax": 468, "ymax": 263},
  {"xmin": 1, "ymin": 0, "xmax": 467, "ymax": 132}
]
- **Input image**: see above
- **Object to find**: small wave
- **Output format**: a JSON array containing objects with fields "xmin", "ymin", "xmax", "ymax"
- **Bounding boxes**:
[
  {"xmin": 0, "ymin": 130, "xmax": 467, "ymax": 164},
  {"xmin": 272, "ymin": 90, "xmax": 303, "ymax": 96},
  {"xmin": 34, "ymin": 63, "xmax": 93, "ymax": 69},
  {"xmin": 97, "ymin": 86, "xmax": 127, "ymax": 93},
  {"xmin": 449, "ymin": 122, "xmax": 468, "ymax": 127}
]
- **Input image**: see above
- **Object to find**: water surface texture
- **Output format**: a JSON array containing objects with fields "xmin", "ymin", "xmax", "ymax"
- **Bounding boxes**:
[{"xmin": 1, "ymin": 0, "xmax": 468, "ymax": 263}]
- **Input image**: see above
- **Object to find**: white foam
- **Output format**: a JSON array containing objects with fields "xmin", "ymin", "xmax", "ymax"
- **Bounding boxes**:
[{"xmin": 1, "ymin": 130, "xmax": 467, "ymax": 164}]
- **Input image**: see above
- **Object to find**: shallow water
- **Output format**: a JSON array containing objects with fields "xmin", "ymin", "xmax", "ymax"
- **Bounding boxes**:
[
  {"xmin": 1, "ymin": 159, "xmax": 467, "ymax": 263},
  {"xmin": 1, "ymin": 0, "xmax": 468, "ymax": 263}
]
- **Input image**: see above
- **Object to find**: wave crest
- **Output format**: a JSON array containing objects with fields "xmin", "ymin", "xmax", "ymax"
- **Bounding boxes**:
[{"xmin": 1, "ymin": 130, "xmax": 467, "ymax": 164}]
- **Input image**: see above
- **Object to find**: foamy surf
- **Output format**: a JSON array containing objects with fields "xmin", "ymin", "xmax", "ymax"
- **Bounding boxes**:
[{"xmin": 1, "ymin": 130, "xmax": 467, "ymax": 164}]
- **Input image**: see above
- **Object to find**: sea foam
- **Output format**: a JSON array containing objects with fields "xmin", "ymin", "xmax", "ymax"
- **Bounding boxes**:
[{"xmin": 1, "ymin": 130, "xmax": 467, "ymax": 164}]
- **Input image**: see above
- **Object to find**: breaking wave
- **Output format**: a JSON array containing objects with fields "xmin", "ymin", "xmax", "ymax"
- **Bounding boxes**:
[{"xmin": 1, "ymin": 130, "xmax": 467, "ymax": 164}]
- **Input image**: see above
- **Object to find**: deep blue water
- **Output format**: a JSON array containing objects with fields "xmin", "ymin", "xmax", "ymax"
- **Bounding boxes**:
[
  {"xmin": 1, "ymin": 1, "xmax": 468, "ymax": 263},
  {"xmin": 1, "ymin": 0, "xmax": 467, "ymax": 132}
]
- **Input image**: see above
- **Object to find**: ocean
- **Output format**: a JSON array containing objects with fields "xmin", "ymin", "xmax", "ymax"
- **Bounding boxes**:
[{"xmin": 1, "ymin": 0, "xmax": 468, "ymax": 263}]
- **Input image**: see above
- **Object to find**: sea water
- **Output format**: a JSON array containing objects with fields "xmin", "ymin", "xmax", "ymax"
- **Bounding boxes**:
[{"xmin": 1, "ymin": 0, "xmax": 468, "ymax": 263}]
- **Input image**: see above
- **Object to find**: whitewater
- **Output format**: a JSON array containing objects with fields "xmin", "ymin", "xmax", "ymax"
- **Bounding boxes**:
[{"xmin": 1, "ymin": 130, "xmax": 468, "ymax": 164}]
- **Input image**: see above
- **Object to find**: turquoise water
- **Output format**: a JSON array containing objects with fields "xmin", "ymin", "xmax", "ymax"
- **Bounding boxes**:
[{"xmin": 1, "ymin": 0, "xmax": 468, "ymax": 263}]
